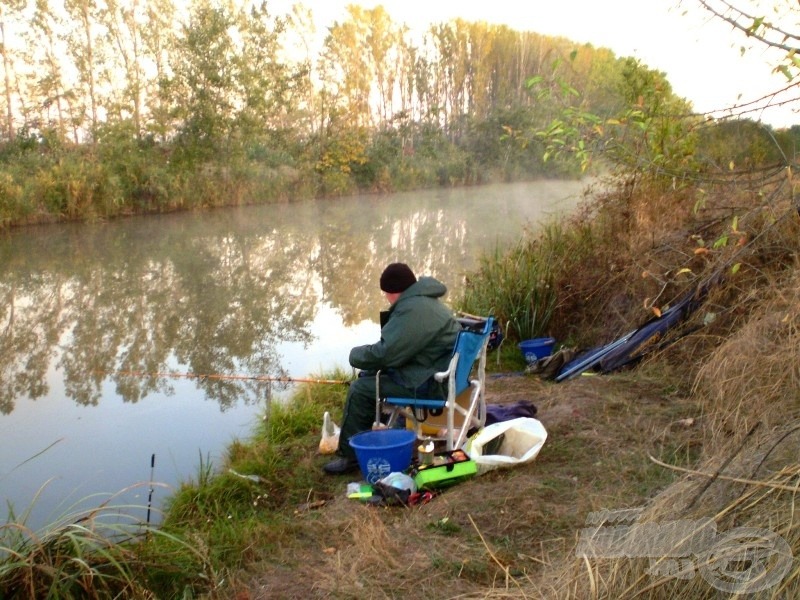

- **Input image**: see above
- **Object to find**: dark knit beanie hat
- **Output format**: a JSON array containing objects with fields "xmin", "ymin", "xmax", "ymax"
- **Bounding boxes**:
[{"xmin": 380, "ymin": 263, "xmax": 417, "ymax": 293}]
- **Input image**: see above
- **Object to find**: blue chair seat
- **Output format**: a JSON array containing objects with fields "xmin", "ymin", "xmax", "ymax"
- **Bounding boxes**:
[{"xmin": 384, "ymin": 397, "xmax": 446, "ymax": 410}]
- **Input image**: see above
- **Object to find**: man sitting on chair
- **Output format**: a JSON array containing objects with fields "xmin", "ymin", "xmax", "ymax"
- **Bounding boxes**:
[{"xmin": 323, "ymin": 263, "xmax": 462, "ymax": 475}]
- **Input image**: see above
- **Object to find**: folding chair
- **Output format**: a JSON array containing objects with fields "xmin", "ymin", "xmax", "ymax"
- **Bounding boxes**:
[{"xmin": 376, "ymin": 316, "xmax": 494, "ymax": 451}]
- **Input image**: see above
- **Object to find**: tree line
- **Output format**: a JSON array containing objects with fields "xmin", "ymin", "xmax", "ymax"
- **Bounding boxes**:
[{"xmin": 0, "ymin": 0, "xmax": 797, "ymax": 228}]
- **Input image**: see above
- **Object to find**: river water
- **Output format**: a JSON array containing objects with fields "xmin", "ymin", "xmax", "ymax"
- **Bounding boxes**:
[{"xmin": 0, "ymin": 180, "xmax": 586, "ymax": 530}]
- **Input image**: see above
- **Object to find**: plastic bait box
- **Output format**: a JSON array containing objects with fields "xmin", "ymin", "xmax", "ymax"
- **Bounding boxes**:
[{"xmin": 413, "ymin": 449, "xmax": 477, "ymax": 490}]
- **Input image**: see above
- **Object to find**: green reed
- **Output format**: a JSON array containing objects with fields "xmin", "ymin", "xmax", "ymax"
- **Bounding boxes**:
[{"xmin": 460, "ymin": 221, "xmax": 589, "ymax": 342}]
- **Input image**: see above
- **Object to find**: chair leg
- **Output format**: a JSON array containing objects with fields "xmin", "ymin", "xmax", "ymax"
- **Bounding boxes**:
[
  {"xmin": 385, "ymin": 407, "xmax": 401, "ymax": 428},
  {"xmin": 373, "ymin": 370, "xmax": 383, "ymax": 429}
]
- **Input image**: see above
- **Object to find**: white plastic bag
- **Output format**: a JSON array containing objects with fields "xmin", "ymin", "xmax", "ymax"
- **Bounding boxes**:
[
  {"xmin": 318, "ymin": 411, "xmax": 340, "ymax": 455},
  {"xmin": 466, "ymin": 417, "xmax": 547, "ymax": 474}
]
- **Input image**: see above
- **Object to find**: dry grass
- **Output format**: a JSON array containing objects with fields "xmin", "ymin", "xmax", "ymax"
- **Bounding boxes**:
[
  {"xmin": 695, "ymin": 269, "xmax": 800, "ymax": 445},
  {"xmin": 532, "ymin": 425, "xmax": 800, "ymax": 599}
]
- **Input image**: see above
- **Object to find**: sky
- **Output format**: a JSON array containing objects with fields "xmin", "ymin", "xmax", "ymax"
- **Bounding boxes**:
[{"xmin": 276, "ymin": 0, "xmax": 797, "ymax": 128}]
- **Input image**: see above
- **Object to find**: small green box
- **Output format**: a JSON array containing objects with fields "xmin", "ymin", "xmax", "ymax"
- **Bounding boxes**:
[{"xmin": 413, "ymin": 450, "xmax": 477, "ymax": 490}]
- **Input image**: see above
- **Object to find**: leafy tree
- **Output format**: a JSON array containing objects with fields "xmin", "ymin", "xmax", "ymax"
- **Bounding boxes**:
[
  {"xmin": 318, "ymin": 6, "xmax": 373, "ymax": 129},
  {"xmin": 429, "ymin": 20, "xmax": 471, "ymax": 139},
  {"xmin": 96, "ymin": 0, "xmax": 149, "ymax": 135},
  {"xmin": 524, "ymin": 52, "xmax": 696, "ymax": 178},
  {"xmin": 361, "ymin": 5, "xmax": 402, "ymax": 123},
  {"xmin": 283, "ymin": 3, "xmax": 319, "ymax": 134},
  {"xmin": 64, "ymin": 0, "xmax": 104, "ymax": 138},
  {"xmin": 169, "ymin": 0, "xmax": 238, "ymax": 164},
  {"xmin": 139, "ymin": 0, "xmax": 177, "ymax": 142},
  {"xmin": 604, "ymin": 58, "xmax": 697, "ymax": 177},
  {"xmin": 0, "ymin": 0, "xmax": 26, "ymax": 141},
  {"xmin": 24, "ymin": 0, "xmax": 78, "ymax": 143},
  {"xmin": 234, "ymin": 2, "xmax": 306, "ymax": 139},
  {"xmin": 695, "ymin": 118, "xmax": 784, "ymax": 169}
]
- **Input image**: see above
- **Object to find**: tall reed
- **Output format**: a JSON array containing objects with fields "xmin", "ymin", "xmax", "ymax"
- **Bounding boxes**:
[{"xmin": 460, "ymin": 221, "xmax": 590, "ymax": 341}]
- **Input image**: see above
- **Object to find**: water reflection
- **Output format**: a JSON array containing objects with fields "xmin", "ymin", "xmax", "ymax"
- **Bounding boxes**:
[
  {"xmin": 1, "ymin": 181, "xmax": 585, "ymax": 417},
  {"xmin": 1, "ymin": 212, "xmax": 315, "ymax": 414}
]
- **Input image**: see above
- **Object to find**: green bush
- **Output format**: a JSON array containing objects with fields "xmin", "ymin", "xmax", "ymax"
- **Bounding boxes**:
[{"xmin": 0, "ymin": 171, "xmax": 27, "ymax": 226}]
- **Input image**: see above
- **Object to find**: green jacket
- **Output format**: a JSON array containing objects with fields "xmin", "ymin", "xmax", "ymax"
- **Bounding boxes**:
[{"xmin": 349, "ymin": 276, "xmax": 461, "ymax": 389}]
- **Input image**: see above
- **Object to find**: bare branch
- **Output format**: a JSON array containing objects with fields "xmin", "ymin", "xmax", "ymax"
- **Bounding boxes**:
[{"xmin": 697, "ymin": 0, "xmax": 800, "ymax": 53}]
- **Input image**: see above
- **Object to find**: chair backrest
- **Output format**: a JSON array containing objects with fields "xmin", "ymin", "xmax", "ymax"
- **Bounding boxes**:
[{"xmin": 452, "ymin": 317, "xmax": 493, "ymax": 395}]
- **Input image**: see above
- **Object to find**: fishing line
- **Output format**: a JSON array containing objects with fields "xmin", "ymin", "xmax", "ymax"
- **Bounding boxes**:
[{"xmin": 102, "ymin": 369, "xmax": 350, "ymax": 386}]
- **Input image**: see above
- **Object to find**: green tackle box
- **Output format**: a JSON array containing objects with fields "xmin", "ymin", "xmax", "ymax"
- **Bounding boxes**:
[{"xmin": 413, "ymin": 449, "xmax": 477, "ymax": 490}]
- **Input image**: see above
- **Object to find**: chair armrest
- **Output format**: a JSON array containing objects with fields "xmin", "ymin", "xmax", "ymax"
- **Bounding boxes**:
[
  {"xmin": 433, "ymin": 370, "xmax": 449, "ymax": 383},
  {"xmin": 433, "ymin": 352, "xmax": 459, "ymax": 383}
]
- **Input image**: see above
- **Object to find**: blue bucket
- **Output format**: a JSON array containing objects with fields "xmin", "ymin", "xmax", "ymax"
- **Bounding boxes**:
[
  {"xmin": 349, "ymin": 429, "xmax": 417, "ymax": 484},
  {"xmin": 519, "ymin": 337, "xmax": 556, "ymax": 364}
]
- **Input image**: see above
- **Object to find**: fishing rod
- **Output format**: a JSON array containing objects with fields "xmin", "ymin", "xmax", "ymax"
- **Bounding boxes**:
[
  {"xmin": 105, "ymin": 369, "xmax": 350, "ymax": 385},
  {"xmin": 146, "ymin": 453, "xmax": 155, "ymax": 526}
]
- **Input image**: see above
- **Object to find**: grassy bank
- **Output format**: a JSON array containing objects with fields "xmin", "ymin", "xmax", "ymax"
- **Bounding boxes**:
[{"xmin": 3, "ymin": 168, "xmax": 799, "ymax": 598}]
